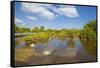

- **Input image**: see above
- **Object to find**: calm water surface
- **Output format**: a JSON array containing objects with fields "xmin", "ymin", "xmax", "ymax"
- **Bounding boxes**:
[{"xmin": 15, "ymin": 38, "xmax": 96, "ymax": 66}]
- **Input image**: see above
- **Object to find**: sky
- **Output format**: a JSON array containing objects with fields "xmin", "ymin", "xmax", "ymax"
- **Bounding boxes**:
[{"xmin": 14, "ymin": 2, "xmax": 97, "ymax": 29}]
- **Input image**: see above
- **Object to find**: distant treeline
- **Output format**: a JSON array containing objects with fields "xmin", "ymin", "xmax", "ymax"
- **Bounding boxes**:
[{"xmin": 15, "ymin": 20, "xmax": 96, "ymax": 40}]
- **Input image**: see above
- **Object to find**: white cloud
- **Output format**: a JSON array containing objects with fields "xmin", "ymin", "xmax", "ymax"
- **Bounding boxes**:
[
  {"xmin": 15, "ymin": 18, "xmax": 25, "ymax": 26},
  {"xmin": 15, "ymin": 18, "xmax": 23, "ymax": 23},
  {"xmin": 26, "ymin": 15, "xmax": 37, "ymax": 21},
  {"xmin": 40, "ymin": 4, "xmax": 79, "ymax": 18},
  {"xmin": 21, "ymin": 3, "xmax": 79, "ymax": 20},
  {"xmin": 21, "ymin": 3, "xmax": 56, "ymax": 20},
  {"xmin": 57, "ymin": 5, "xmax": 79, "ymax": 17}
]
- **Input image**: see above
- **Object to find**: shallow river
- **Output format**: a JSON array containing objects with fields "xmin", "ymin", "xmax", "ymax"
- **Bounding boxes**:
[{"xmin": 15, "ymin": 38, "xmax": 97, "ymax": 66}]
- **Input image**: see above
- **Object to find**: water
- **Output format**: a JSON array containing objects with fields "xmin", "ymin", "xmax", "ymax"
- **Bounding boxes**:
[{"xmin": 15, "ymin": 38, "xmax": 97, "ymax": 66}]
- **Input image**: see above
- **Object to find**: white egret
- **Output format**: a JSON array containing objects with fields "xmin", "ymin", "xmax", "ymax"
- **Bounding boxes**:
[{"xmin": 30, "ymin": 44, "xmax": 35, "ymax": 47}]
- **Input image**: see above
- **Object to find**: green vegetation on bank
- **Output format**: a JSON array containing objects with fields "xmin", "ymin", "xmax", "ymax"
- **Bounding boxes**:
[
  {"xmin": 15, "ymin": 25, "xmax": 30, "ymax": 33},
  {"xmin": 79, "ymin": 20, "xmax": 96, "ymax": 40},
  {"xmin": 15, "ymin": 20, "xmax": 96, "ymax": 46}
]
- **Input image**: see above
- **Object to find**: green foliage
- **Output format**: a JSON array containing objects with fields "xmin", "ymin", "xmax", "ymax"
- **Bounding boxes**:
[
  {"xmin": 58, "ymin": 31, "xmax": 67, "ymax": 37},
  {"xmin": 22, "ymin": 32, "xmax": 48, "ymax": 44},
  {"xmin": 40, "ymin": 26, "xmax": 45, "ymax": 32},
  {"xmin": 80, "ymin": 20, "xmax": 96, "ymax": 39},
  {"xmin": 66, "ymin": 29, "xmax": 80, "ymax": 38},
  {"xmin": 15, "ymin": 20, "xmax": 96, "ymax": 40},
  {"xmin": 15, "ymin": 25, "xmax": 30, "ymax": 33},
  {"xmin": 84, "ymin": 20, "xmax": 96, "ymax": 32},
  {"xmin": 38, "ymin": 32, "xmax": 48, "ymax": 38},
  {"xmin": 31, "ymin": 26, "xmax": 45, "ymax": 32},
  {"xmin": 31, "ymin": 26, "xmax": 39, "ymax": 32}
]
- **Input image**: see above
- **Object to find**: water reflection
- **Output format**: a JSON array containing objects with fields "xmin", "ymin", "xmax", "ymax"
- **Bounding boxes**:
[
  {"xmin": 16, "ymin": 42, "xmax": 26, "ymax": 49},
  {"xmin": 80, "ymin": 39, "xmax": 97, "ymax": 58},
  {"xmin": 15, "ymin": 38, "xmax": 97, "ymax": 66}
]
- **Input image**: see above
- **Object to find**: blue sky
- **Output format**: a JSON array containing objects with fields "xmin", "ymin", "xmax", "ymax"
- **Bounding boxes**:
[{"xmin": 14, "ymin": 2, "xmax": 96, "ymax": 29}]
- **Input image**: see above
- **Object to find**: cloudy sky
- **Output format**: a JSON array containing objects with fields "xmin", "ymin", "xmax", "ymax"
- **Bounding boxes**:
[{"xmin": 14, "ymin": 2, "xmax": 96, "ymax": 29}]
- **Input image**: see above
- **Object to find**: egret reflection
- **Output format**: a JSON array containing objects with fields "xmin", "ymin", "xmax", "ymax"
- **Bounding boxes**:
[{"xmin": 43, "ymin": 51, "xmax": 51, "ymax": 55}]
